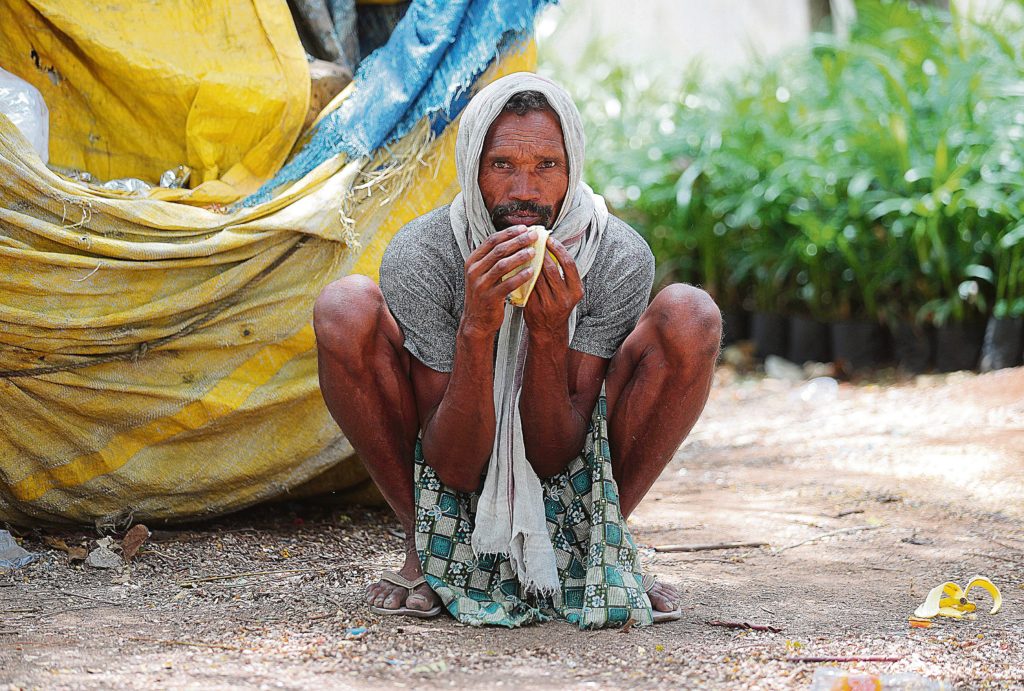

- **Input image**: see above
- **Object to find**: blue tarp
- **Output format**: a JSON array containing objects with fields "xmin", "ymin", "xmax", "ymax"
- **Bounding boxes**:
[{"xmin": 243, "ymin": 0, "xmax": 554, "ymax": 207}]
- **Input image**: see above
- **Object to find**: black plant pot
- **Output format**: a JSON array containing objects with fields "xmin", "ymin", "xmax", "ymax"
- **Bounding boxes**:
[
  {"xmin": 979, "ymin": 316, "xmax": 1024, "ymax": 372},
  {"xmin": 892, "ymin": 321, "xmax": 935, "ymax": 374},
  {"xmin": 787, "ymin": 316, "xmax": 831, "ymax": 364},
  {"xmin": 934, "ymin": 320, "xmax": 986, "ymax": 373},
  {"xmin": 720, "ymin": 309, "xmax": 749, "ymax": 346},
  {"xmin": 752, "ymin": 312, "xmax": 788, "ymax": 361},
  {"xmin": 831, "ymin": 320, "xmax": 888, "ymax": 371}
]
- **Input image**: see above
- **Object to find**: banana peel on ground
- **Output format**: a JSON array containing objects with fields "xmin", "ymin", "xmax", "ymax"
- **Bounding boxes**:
[{"xmin": 912, "ymin": 576, "xmax": 1002, "ymax": 623}]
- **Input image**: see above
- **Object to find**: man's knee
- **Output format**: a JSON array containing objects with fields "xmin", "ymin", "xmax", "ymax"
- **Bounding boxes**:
[
  {"xmin": 647, "ymin": 284, "xmax": 722, "ymax": 361},
  {"xmin": 313, "ymin": 275, "xmax": 386, "ymax": 355}
]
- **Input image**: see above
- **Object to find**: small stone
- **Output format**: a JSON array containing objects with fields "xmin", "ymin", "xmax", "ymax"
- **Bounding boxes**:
[{"xmin": 85, "ymin": 545, "xmax": 123, "ymax": 569}]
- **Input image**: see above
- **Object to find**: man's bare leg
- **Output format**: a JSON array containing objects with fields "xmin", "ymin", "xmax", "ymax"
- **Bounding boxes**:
[
  {"xmin": 313, "ymin": 275, "xmax": 440, "ymax": 613},
  {"xmin": 605, "ymin": 283, "xmax": 722, "ymax": 611}
]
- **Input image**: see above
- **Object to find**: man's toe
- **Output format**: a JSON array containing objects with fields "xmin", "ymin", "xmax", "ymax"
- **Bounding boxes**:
[
  {"xmin": 382, "ymin": 588, "xmax": 404, "ymax": 609},
  {"xmin": 407, "ymin": 585, "xmax": 437, "ymax": 612},
  {"xmin": 406, "ymin": 593, "xmax": 430, "ymax": 611},
  {"xmin": 373, "ymin": 587, "xmax": 394, "ymax": 608},
  {"xmin": 649, "ymin": 583, "xmax": 680, "ymax": 612}
]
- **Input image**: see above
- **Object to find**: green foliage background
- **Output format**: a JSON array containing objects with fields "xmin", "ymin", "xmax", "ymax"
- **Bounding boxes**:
[{"xmin": 543, "ymin": 0, "xmax": 1024, "ymax": 326}]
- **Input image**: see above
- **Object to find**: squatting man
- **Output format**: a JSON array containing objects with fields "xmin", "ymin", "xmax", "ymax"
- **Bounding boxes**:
[{"xmin": 314, "ymin": 73, "xmax": 720, "ymax": 628}]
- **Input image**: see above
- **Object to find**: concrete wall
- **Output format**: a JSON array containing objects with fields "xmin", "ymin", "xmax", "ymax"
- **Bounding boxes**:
[
  {"xmin": 537, "ymin": 0, "xmax": 813, "ymax": 80},
  {"xmin": 537, "ymin": 0, "xmax": 1023, "ymax": 81}
]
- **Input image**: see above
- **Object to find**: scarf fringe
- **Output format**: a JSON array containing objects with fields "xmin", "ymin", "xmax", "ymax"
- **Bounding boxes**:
[{"xmin": 471, "ymin": 533, "xmax": 562, "ymax": 598}]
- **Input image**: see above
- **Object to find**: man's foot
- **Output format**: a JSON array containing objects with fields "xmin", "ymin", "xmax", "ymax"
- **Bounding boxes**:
[
  {"xmin": 365, "ymin": 544, "xmax": 442, "ymax": 615},
  {"xmin": 647, "ymin": 580, "xmax": 680, "ymax": 613},
  {"xmin": 642, "ymin": 573, "xmax": 681, "ymax": 622}
]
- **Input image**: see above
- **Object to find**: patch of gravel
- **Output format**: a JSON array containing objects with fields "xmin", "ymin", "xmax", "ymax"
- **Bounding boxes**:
[{"xmin": 2, "ymin": 368, "xmax": 1023, "ymax": 689}]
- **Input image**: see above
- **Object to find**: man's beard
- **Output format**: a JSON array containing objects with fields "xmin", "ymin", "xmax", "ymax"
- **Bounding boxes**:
[{"xmin": 489, "ymin": 200, "xmax": 554, "ymax": 229}]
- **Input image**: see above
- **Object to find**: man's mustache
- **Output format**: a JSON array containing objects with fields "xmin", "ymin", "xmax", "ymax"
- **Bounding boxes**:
[{"xmin": 490, "ymin": 200, "xmax": 554, "ymax": 227}]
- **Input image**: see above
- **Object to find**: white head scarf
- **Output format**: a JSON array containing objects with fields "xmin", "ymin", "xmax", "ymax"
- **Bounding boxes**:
[{"xmin": 448, "ymin": 72, "xmax": 609, "ymax": 595}]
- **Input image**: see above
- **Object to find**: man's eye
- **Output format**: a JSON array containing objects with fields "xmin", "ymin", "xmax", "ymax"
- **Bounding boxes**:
[
  {"xmin": 540, "ymin": 161, "xmax": 557, "ymax": 169},
  {"xmin": 493, "ymin": 161, "xmax": 511, "ymax": 169}
]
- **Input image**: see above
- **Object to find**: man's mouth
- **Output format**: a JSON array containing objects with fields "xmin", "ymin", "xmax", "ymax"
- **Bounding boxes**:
[
  {"xmin": 490, "ymin": 201, "xmax": 553, "ymax": 228},
  {"xmin": 505, "ymin": 211, "xmax": 541, "ymax": 222}
]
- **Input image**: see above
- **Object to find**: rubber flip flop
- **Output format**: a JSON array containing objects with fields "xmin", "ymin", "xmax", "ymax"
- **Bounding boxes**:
[
  {"xmin": 368, "ymin": 570, "xmax": 445, "ymax": 619},
  {"xmin": 643, "ymin": 573, "xmax": 682, "ymax": 623}
]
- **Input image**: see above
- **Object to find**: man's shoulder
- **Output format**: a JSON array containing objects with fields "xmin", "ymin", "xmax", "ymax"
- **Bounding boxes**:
[
  {"xmin": 381, "ymin": 204, "xmax": 458, "ymax": 272},
  {"xmin": 403, "ymin": 204, "xmax": 454, "ymax": 235},
  {"xmin": 597, "ymin": 214, "xmax": 655, "ymax": 268}
]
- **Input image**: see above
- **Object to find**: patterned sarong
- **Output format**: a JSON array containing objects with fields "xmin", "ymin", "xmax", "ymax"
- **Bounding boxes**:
[{"xmin": 413, "ymin": 392, "xmax": 654, "ymax": 629}]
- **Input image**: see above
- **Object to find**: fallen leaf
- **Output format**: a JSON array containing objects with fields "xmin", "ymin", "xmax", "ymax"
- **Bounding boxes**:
[
  {"xmin": 43, "ymin": 536, "xmax": 71, "ymax": 552},
  {"xmin": 121, "ymin": 524, "xmax": 151, "ymax": 561},
  {"xmin": 43, "ymin": 536, "xmax": 88, "ymax": 563}
]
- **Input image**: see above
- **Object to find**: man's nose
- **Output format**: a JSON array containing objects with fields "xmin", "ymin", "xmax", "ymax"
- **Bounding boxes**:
[{"xmin": 507, "ymin": 170, "xmax": 540, "ymax": 201}]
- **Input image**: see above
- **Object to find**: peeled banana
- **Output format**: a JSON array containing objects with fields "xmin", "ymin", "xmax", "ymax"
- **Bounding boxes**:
[
  {"xmin": 913, "ymin": 575, "xmax": 1002, "ymax": 620},
  {"xmin": 503, "ymin": 226, "xmax": 551, "ymax": 307}
]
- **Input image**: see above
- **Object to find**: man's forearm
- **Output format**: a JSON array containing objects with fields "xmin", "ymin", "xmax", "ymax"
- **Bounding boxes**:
[
  {"xmin": 420, "ymin": 321, "xmax": 496, "ymax": 492},
  {"xmin": 519, "ymin": 328, "xmax": 588, "ymax": 477}
]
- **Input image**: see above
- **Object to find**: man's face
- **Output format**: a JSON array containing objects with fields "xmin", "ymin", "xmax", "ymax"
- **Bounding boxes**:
[{"xmin": 478, "ymin": 108, "xmax": 569, "ymax": 230}]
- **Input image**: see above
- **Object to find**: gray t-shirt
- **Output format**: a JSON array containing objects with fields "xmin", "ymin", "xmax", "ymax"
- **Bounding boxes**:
[{"xmin": 379, "ymin": 204, "xmax": 655, "ymax": 372}]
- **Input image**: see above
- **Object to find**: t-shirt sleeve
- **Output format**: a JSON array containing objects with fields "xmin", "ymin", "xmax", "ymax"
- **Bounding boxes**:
[
  {"xmin": 378, "ymin": 229, "xmax": 459, "ymax": 373},
  {"xmin": 570, "ymin": 235, "xmax": 655, "ymax": 359}
]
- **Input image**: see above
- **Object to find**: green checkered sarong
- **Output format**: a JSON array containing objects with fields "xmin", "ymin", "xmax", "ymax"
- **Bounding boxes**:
[{"xmin": 413, "ymin": 392, "xmax": 654, "ymax": 629}]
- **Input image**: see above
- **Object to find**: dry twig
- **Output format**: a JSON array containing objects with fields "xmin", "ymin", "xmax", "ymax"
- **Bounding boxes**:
[
  {"xmin": 779, "ymin": 655, "xmax": 902, "ymax": 663},
  {"xmin": 654, "ymin": 541, "xmax": 768, "ymax": 553},
  {"xmin": 988, "ymin": 540, "xmax": 1023, "ymax": 552},
  {"xmin": 58, "ymin": 590, "xmax": 120, "ymax": 606},
  {"xmin": 834, "ymin": 509, "xmax": 865, "ymax": 518},
  {"xmin": 707, "ymin": 620, "xmax": 783, "ymax": 633},
  {"xmin": 176, "ymin": 568, "xmax": 324, "ymax": 586},
  {"xmin": 773, "ymin": 525, "xmax": 879, "ymax": 554}
]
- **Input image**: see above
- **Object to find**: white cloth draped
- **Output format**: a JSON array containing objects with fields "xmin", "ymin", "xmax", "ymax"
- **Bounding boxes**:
[{"xmin": 448, "ymin": 72, "xmax": 609, "ymax": 595}]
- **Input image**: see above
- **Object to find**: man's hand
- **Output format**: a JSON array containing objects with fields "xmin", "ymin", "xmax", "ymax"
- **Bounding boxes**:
[
  {"xmin": 462, "ymin": 225, "xmax": 538, "ymax": 335},
  {"xmin": 522, "ymin": 237, "xmax": 584, "ymax": 341}
]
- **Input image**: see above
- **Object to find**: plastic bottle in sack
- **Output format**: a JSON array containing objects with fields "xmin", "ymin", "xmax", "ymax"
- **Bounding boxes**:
[
  {"xmin": 0, "ymin": 67, "xmax": 50, "ymax": 163},
  {"xmin": 810, "ymin": 669, "xmax": 949, "ymax": 690}
]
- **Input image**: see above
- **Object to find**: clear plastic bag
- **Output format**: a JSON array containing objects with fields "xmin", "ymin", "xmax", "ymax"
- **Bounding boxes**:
[
  {"xmin": 0, "ymin": 67, "xmax": 49, "ymax": 162},
  {"xmin": 811, "ymin": 668, "xmax": 949, "ymax": 690}
]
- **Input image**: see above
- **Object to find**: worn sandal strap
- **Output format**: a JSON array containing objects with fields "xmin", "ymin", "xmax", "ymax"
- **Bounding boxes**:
[
  {"xmin": 642, "ymin": 573, "xmax": 657, "ymax": 592},
  {"xmin": 380, "ymin": 570, "xmax": 427, "ymax": 591}
]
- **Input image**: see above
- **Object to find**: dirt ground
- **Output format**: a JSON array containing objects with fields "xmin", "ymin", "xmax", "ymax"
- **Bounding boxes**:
[{"xmin": 2, "ymin": 365, "xmax": 1023, "ymax": 690}]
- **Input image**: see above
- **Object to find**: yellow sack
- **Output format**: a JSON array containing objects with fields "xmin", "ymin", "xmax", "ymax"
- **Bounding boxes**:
[
  {"xmin": 0, "ymin": 0, "xmax": 309, "ymax": 203},
  {"xmin": 0, "ymin": 44, "xmax": 536, "ymax": 527}
]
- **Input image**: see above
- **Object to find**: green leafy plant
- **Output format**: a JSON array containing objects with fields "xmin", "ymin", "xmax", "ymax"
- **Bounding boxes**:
[{"xmin": 542, "ymin": 0, "xmax": 1024, "ymax": 328}]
